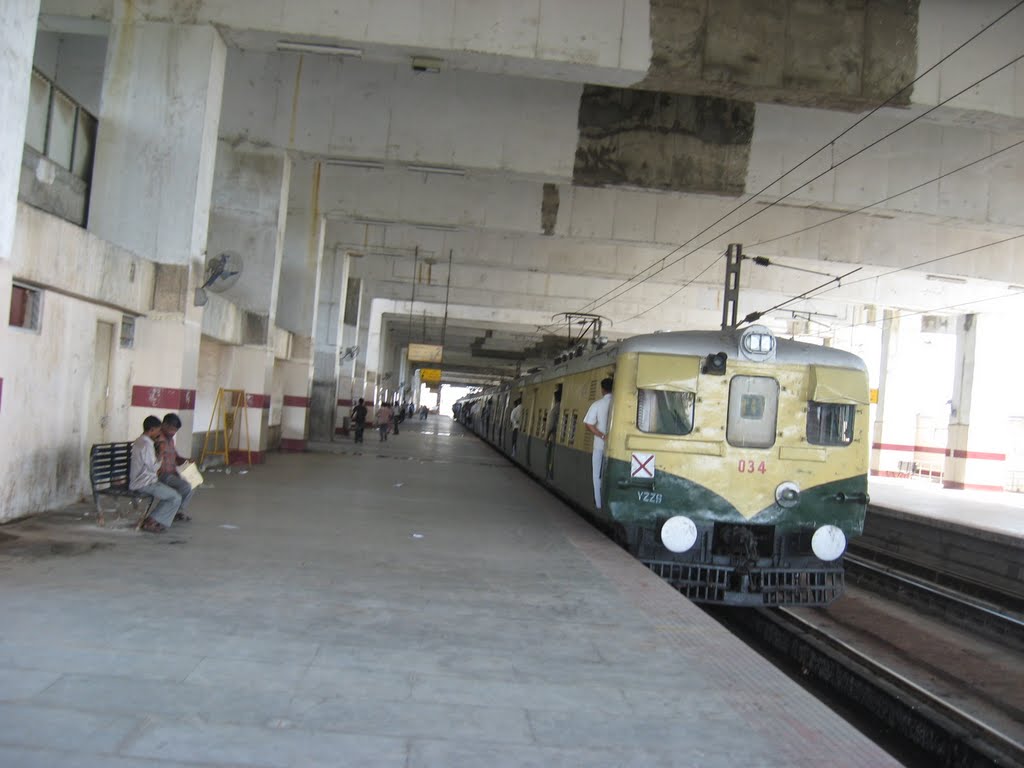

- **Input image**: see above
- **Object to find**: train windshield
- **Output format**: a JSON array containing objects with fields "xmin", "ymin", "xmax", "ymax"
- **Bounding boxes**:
[
  {"xmin": 727, "ymin": 376, "xmax": 779, "ymax": 448},
  {"xmin": 807, "ymin": 402, "xmax": 855, "ymax": 446},
  {"xmin": 637, "ymin": 389, "xmax": 694, "ymax": 435}
]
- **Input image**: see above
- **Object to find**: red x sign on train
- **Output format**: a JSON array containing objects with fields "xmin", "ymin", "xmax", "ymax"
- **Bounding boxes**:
[{"xmin": 630, "ymin": 453, "xmax": 655, "ymax": 479}]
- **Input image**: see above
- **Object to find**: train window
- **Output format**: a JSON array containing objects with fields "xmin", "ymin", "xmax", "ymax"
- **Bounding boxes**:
[
  {"xmin": 569, "ymin": 411, "xmax": 579, "ymax": 443},
  {"xmin": 637, "ymin": 389, "xmax": 694, "ymax": 435},
  {"xmin": 807, "ymin": 402, "xmax": 855, "ymax": 446},
  {"xmin": 727, "ymin": 376, "xmax": 778, "ymax": 448}
]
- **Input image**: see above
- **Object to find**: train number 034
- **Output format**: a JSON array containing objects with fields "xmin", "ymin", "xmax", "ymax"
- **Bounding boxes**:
[{"xmin": 737, "ymin": 460, "xmax": 768, "ymax": 474}]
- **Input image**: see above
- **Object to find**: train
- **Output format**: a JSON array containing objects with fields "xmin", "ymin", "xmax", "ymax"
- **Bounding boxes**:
[{"xmin": 454, "ymin": 324, "xmax": 870, "ymax": 606}]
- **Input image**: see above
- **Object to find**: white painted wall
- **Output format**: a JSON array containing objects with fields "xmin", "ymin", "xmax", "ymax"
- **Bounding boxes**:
[{"xmin": 1, "ymin": 206, "xmax": 156, "ymax": 521}]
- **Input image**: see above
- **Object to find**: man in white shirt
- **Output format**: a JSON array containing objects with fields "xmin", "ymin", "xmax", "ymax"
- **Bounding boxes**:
[
  {"xmin": 509, "ymin": 398, "xmax": 523, "ymax": 457},
  {"xmin": 129, "ymin": 415, "xmax": 182, "ymax": 533},
  {"xmin": 583, "ymin": 377, "xmax": 613, "ymax": 510}
]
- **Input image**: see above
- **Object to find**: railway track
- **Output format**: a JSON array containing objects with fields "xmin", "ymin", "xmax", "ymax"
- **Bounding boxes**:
[
  {"xmin": 843, "ymin": 551, "xmax": 1024, "ymax": 652},
  {"xmin": 715, "ymin": 605, "xmax": 1024, "ymax": 768}
]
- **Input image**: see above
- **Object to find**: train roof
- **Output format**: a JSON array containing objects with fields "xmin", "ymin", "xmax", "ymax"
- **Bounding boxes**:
[
  {"xmin": 461, "ymin": 328, "xmax": 867, "ymax": 399},
  {"xmin": 617, "ymin": 330, "xmax": 868, "ymax": 371}
]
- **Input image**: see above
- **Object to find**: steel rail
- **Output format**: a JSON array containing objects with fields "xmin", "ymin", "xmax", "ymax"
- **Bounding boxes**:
[
  {"xmin": 843, "ymin": 553, "xmax": 1024, "ymax": 651},
  {"xmin": 720, "ymin": 606, "xmax": 1024, "ymax": 768}
]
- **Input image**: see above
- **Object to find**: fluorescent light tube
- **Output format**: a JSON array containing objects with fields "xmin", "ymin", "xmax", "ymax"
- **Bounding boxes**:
[
  {"xmin": 406, "ymin": 164, "xmax": 465, "ymax": 176},
  {"xmin": 327, "ymin": 158, "xmax": 384, "ymax": 170},
  {"xmin": 276, "ymin": 41, "xmax": 363, "ymax": 57},
  {"xmin": 925, "ymin": 274, "xmax": 967, "ymax": 284}
]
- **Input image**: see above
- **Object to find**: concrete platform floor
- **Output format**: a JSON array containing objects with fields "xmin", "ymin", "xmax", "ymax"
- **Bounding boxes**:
[{"xmin": 0, "ymin": 418, "xmax": 899, "ymax": 767}]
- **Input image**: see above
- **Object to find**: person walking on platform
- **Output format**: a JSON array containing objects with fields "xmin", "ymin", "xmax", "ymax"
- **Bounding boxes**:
[
  {"xmin": 351, "ymin": 398, "xmax": 368, "ymax": 444},
  {"xmin": 376, "ymin": 402, "xmax": 394, "ymax": 442},
  {"xmin": 583, "ymin": 378, "xmax": 613, "ymax": 510},
  {"xmin": 130, "ymin": 416, "xmax": 181, "ymax": 533}
]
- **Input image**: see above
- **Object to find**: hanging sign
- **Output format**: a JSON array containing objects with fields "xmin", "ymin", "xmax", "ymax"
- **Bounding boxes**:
[
  {"xmin": 421, "ymin": 368, "xmax": 442, "ymax": 383},
  {"xmin": 408, "ymin": 344, "xmax": 443, "ymax": 363}
]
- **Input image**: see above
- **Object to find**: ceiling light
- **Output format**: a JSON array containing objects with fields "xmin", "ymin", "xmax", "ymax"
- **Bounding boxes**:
[
  {"xmin": 415, "ymin": 223, "xmax": 459, "ymax": 232},
  {"xmin": 411, "ymin": 56, "xmax": 443, "ymax": 73},
  {"xmin": 925, "ymin": 274, "xmax": 967, "ymax": 284},
  {"xmin": 327, "ymin": 158, "xmax": 384, "ymax": 170},
  {"xmin": 407, "ymin": 164, "xmax": 465, "ymax": 176},
  {"xmin": 353, "ymin": 217, "xmax": 395, "ymax": 226},
  {"xmin": 276, "ymin": 41, "xmax": 363, "ymax": 57}
]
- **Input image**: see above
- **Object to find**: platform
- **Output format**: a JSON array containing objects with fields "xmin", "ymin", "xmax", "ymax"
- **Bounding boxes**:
[
  {"xmin": 0, "ymin": 417, "xmax": 898, "ymax": 767},
  {"xmin": 869, "ymin": 475, "xmax": 1024, "ymax": 540}
]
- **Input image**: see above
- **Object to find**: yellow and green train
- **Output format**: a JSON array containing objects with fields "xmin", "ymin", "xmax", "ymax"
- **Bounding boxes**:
[{"xmin": 455, "ymin": 325, "xmax": 870, "ymax": 606}]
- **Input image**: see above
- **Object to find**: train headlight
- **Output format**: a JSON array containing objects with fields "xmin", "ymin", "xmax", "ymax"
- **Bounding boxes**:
[
  {"xmin": 661, "ymin": 516, "xmax": 698, "ymax": 553},
  {"xmin": 811, "ymin": 525, "xmax": 847, "ymax": 562},
  {"xmin": 775, "ymin": 481, "xmax": 801, "ymax": 508}
]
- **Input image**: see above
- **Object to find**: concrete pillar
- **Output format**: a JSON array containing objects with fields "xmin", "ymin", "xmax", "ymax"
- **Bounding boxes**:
[
  {"xmin": 366, "ymin": 300, "xmax": 385, "ymax": 408},
  {"xmin": 354, "ymin": 285, "xmax": 373, "ymax": 406},
  {"xmin": 943, "ymin": 314, "xmax": 1008, "ymax": 491},
  {"xmin": 0, "ymin": 1, "xmax": 39, "ymax": 264},
  {"xmin": 310, "ymin": 247, "xmax": 352, "ymax": 441},
  {"xmin": 90, "ymin": 18, "xmax": 226, "ymax": 452},
  {"xmin": 276, "ymin": 158, "xmax": 325, "ymax": 449},
  {"xmin": 335, "ymin": 274, "xmax": 360, "ymax": 435},
  {"xmin": 870, "ymin": 311, "xmax": 925, "ymax": 478},
  {"xmin": 203, "ymin": 144, "xmax": 291, "ymax": 459},
  {"xmin": 0, "ymin": 1, "xmax": 39, "ymax": 415}
]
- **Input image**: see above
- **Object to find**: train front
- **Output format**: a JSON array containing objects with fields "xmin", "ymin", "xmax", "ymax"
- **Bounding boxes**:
[{"xmin": 604, "ymin": 326, "xmax": 870, "ymax": 607}]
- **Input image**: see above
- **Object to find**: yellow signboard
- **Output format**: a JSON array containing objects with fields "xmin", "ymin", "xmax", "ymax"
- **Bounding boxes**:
[
  {"xmin": 870, "ymin": 388, "xmax": 879, "ymax": 404},
  {"xmin": 421, "ymin": 368, "xmax": 442, "ymax": 383},
  {"xmin": 408, "ymin": 343, "xmax": 443, "ymax": 363}
]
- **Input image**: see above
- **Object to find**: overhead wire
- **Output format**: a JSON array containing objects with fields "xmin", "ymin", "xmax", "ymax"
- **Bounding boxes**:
[
  {"xmin": 612, "ymin": 47, "xmax": 1024, "ymax": 324},
  {"xmin": 538, "ymin": 0, "xmax": 1024, "ymax": 329},
  {"xmin": 749, "ymin": 136, "xmax": 1024, "ymax": 249},
  {"xmin": 805, "ymin": 288, "xmax": 1024, "ymax": 341},
  {"xmin": 755, "ymin": 232, "xmax": 1024, "ymax": 318}
]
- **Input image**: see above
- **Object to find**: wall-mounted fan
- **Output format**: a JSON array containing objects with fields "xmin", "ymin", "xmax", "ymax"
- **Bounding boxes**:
[
  {"xmin": 194, "ymin": 251, "xmax": 243, "ymax": 306},
  {"xmin": 339, "ymin": 345, "xmax": 360, "ymax": 361}
]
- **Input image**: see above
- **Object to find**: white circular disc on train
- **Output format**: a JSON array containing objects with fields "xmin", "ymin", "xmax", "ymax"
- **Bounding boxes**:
[
  {"xmin": 811, "ymin": 525, "xmax": 847, "ymax": 562},
  {"xmin": 661, "ymin": 515, "xmax": 698, "ymax": 553}
]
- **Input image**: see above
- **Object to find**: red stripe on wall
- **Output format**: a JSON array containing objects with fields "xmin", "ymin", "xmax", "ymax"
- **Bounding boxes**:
[
  {"xmin": 950, "ymin": 449, "xmax": 1006, "ymax": 461},
  {"xmin": 283, "ymin": 395, "xmax": 310, "ymax": 408},
  {"xmin": 227, "ymin": 449, "xmax": 264, "ymax": 465},
  {"xmin": 131, "ymin": 386, "xmax": 196, "ymax": 410},
  {"xmin": 245, "ymin": 393, "xmax": 271, "ymax": 409},
  {"xmin": 337, "ymin": 398, "xmax": 353, "ymax": 407},
  {"xmin": 871, "ymin": 469, "xmax": 905, "ymax": 478},
  {"xmin": 871, "ymin": 442, "xmax": 946, "ymax": 455},
  {"xmin": 280, "ymin": 438, "xmax": 307, "ymax": 452},
  {"xmin": 942, "ymin": 480, "xmax": 1004, "ymax": 492}
]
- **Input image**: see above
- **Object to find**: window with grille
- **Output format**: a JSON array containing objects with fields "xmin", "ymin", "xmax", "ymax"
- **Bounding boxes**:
[
  {"xmin": 120, "ymin": 316, "xmax": 135, "ymax": 348},
  {"xmin": 807, "ymin": 402, "xmax": 855, "ymax": 446},
  {"xmin": 9, "ymin": 284, "xmax": 42, "ymax": 331},
  {"xmin": 637, "ymin": 389, "xmax": 694, "ymax": 435}
]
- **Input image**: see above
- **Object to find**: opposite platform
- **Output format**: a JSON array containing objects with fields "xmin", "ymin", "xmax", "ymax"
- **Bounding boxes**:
[
  {"xmin": 870, "ymin": 475, "xmax": 1024, "ymax": 540},
  {"xmin": 0, "ymin": 417, "xmax": 898, "ymax": 767}
]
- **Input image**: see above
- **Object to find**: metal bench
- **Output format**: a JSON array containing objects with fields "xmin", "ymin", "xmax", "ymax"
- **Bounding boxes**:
[{"xmin": 89, "ymin": 442, "xmax": 154, "ymax": 527}]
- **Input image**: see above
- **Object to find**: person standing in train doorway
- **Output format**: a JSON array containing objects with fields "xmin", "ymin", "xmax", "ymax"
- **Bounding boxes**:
[
  {"xmin": 583, "ymin": 377, "xmax": 613, "ymax": 510},
  {"xmin": 509, "ymin": 398, "xmax": 523, "ymax": 457}
]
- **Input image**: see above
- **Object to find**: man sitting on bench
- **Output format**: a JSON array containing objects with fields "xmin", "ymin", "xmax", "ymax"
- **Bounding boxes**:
[
  {"xmin": 130, "ymin": 416, "xmax": 181, "ymax": 533},
  {"xmin": 157, "ymin": 413, "xmax": 194, "ymax": 522}
]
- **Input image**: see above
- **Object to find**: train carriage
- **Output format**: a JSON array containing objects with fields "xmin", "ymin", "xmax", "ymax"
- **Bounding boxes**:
[{"xmin": 456, "ymin": 324, "xmax": 870, "ymax": 607}]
